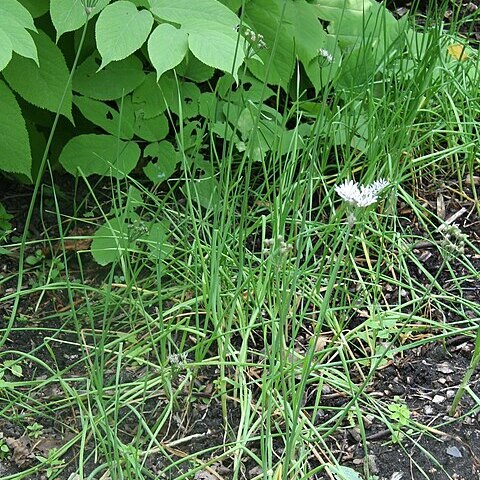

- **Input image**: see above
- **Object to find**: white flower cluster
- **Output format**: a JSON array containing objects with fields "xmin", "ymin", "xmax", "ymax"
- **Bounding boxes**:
[
  {"xmin": 441, "ymin": 223, "xmax": 467, "ymax": 255},
  {"xmin": 168, "ymin": 352, "xmax": 188, "ymax": 367},
  {"xmin": 240, "ymin": 27, "xmax": 267, "ymax": 49},
  {"xmin": 263, "ymin": 235, "xmax": 292, "ymax": 256},
  {"xmin": 318, "ymin": 48, "xmax": 334, "ymax": 64},
  {"xmin": 335, "ymin": 179, "xmax": 389, "ymax": 208}
]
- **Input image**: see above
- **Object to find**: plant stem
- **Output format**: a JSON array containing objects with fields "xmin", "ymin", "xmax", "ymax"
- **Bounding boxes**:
[{"xmin": 1, "ymin": 14, "xmax": 91, "ymax": 348}]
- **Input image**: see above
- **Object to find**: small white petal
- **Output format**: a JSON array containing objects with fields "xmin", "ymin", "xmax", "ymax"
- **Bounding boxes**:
[
  {"xmin": 335, "ymin": 180, "xmax": 360, "ymax": 204},
  {"xmin": 335, "ymin": 178, "xmax": 388, "ymax": 208}
]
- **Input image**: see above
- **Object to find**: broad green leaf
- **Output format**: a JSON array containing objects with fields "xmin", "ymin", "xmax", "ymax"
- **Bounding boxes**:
[
  {"xmin": 123, "ymin": 185, "xmax": 144, "ymax": 216},
  {"xmin": 134, "ymin": 113, "xmax": 169, "ymax": 142},
  {"xmin": 0, "ymin": 203, "xmax": 13, "ymax": 232},
  {"xmin": 198, "ymin": 92, "xmax": 220, "ymax": 120},
  {"xmin": 18, "ymin": 0, "xmax": 49, "ymax": 18},
  {"xmin": 25, "ymin": 119, "xmax": 47, "ymax": 181},
  {"xmin": 283, "ymin": 0, "xmax": 339, "ymax": 90},
  {"xmin": 0, "ymin": 0, "xmax": 38, "ymax": 64},
  {"xmin": 227, "ymin": 74, "xmax": 276, "ymax": 103},
  {"xmin": 329, "ymin": 465, "xmax": 363, "ymax": 480},
  {"xmin": 132, "ymin": 72, "xmax": 200, "ymax": 119},
  {"xmin": 92, "ymin": 216, "xmax": 172, "ymax": 266},
  {"xmin": 50, "ymin": 0, "xmax": 110, "ymax": 40},
  {"xmin": 59, "ymin": 134, "xmax": 140, "ymax": 178},
  {"xmin": 141, "ymin": 221, "xmax": 173, "ymax": 260},
  {"xmin": 1, "ymin": 0, "xmax": 36, "ymax": 30},
  {"xmin": 286, "ymin": 0, "xmax": 328, "ymax": 63},
  {"xmin": 315, "ymin": 0, "xmax": 403, "ymax": 55},
  {"xmin": 223, "ymin": 103, "xmax": 281, "ymax": 161},
  {"xmin": 120, "ymin": 95, "xmax": 169, "ymax": 142},
  {"xmin": 0, "ymin": 80, "xmax": 32, "ymax": 179},
  {"xmin": 186, "ymin": 20, "xmax": 244, "ymax": 81},
  {"xmin": 73, "ymin": 53, "xmax": 146, "ymax": 100},
  {"xmin": 304, "ymin": 34, "xmax": 340, "ymax": 91},
  {"xmin": 336, "ymin": 45, "xmax": 376, "ymax": 90},
  {"xmin": 73, "ymin": 95, "xmax": 135, "ymax": 139},
  {"xmin": 143, "ymin": 140, "xmax": 178, "ymax": 183},
  {"xmin": 150, "ymin": 0, "xmax": 244, "ymax": 80},
  {"xmin": 219, "ymin": 0, "xmax": 242, "ymax": 12},
  {"xmin": 132, "ymin": 72, "xmax": 169, "ymax": 119},
  {"xmin": 244, "ymin": 0, "xmax": 295, "ymax": 88},
  {"xmin": 150, "ymin": 0, "xmax": 239, "ymax": 26},
  {"xmin": 0, "ymin": 30, "xmax": 13, "ymax": 71},
  {"xmin": 176, "ymin": 53, "xmax": 214, "ymax": 83},
  {"xmin": 236, "ymin": 108, "xmax": 255, "ymax": 138},
  {"xmin": 131, "ymin": 0, "xmax": 150, "ymax": 6},
  {"xmin": 2, "ymin": 30, "xmax": 73, "ymax": 122},
  {"xmin": 148, "ymin": 23, "xmax": 188, "ymax": 81},
  {"xmin": 91, "ymin": 217, "xmax": 129, "ymax": 265},
  {"xmin": 171, "ymin": 82, "xmax": 201, "ymax": 119},
  {"xmin": 96, "ymin": 1, "xmax": 153, "ymax": 69},
  {"xmin": 184, "ymin": 175, "xmax": 219, "ymax": 210}
]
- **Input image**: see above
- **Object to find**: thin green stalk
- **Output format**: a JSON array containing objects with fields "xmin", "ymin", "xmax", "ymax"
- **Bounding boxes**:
[
  {"xmin": 1, "ymin": 13, "xmax": 91, "ymax": 348},
  {"xmin": 450, "ymin": 326, "xmax": 480, "ymax": 415},
  {"xmin": 283, "ymin": 217, "xmax": 352, "ymax": 479}
]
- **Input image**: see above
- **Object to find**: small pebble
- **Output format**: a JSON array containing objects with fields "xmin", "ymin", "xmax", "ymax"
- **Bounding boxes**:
[
  {"xmin": 436, "ymin": 363, "xmax": 454, "ymax": 374},
  {"xmin": 446, "ymin": 445, "xmax": 462, "ymax": 458},
  {"xmin": 366, "ymin": 454, "xmax": 378, "ymax": 474},
  {"xmin": 424, "ymin": 405, "xmax": 434, "ymax": 415},
  {"xmin": 432, "ymin": 394, "xmax": 445, "ymax": 404}
]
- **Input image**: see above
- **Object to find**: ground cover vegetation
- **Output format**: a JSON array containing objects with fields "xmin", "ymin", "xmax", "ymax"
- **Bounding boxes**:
[{"xmin": 0, "ymin": 0, "xmax": 479, "ymax": 478}]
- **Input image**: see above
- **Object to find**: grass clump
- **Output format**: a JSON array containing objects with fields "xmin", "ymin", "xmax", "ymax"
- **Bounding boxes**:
[{"xmin": 1, "ymin": 1, "xmax": 479, "ymax": 479}]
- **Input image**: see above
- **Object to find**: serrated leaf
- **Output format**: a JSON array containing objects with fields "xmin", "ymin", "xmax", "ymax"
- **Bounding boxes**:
[
  {"xmin": 73, "ymin": 53, "xmax": 146, "ymax": 100},
  {"xmin": 51, "ymin": 0, "xmax": 111, "ymax": 40},
  {"xmin": 96, "ymin": 1, "xmax": 153, "ymax": 69},
  {"xmin": 150, "ymin": 0, "xmax": 244, "ymax": 80},
  {"xmin": 2, "ymin": 30, "xmax": 73, "ymax": 122},
  {"xmin": 0, "ymin": 0, "xmax": 36, "ymax": 35},
  {"xmin": 18, "ymin": 0, "xmax": 49, "ymax": 18},
  {"xmin": 59, "ymin": 134, "xmax": 140, "ymax": 178},
  {"xmin": 73, "ymin": 95, "xmax": 135, "ymax": 139},
  {"xmin": 0, "ymin": 29, "xmax": 13, "ymax": 71},
  {"xmin": 0, "ymin": 0, "xmax": 38, "ymax": 64},
  {"xmin": 0, "ymin": 80, "xmax": 32, "ymax": 179},
  {"xmin": 91, "ymin": 217, "xmax": 129, "ymax": 265},
  {"xmin": 148, "ymin": 23, "xmax": 188, "ymax": 80},
  {"xmin": 150, "ymin": 0, "xmax": 238, "ymax": 26},
  {"xmin": 143, "ymin": 140, "xmax": 178, "ymax": 183},
  {"xmin": 186, "ymin": 20, "xmax": 244, "ymax": 81}
]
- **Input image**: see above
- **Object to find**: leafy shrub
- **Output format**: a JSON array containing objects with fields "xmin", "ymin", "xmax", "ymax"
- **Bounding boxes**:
[{"xmin": 0, "ymin": 0, "xmax": 417, "ymax": 184}]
